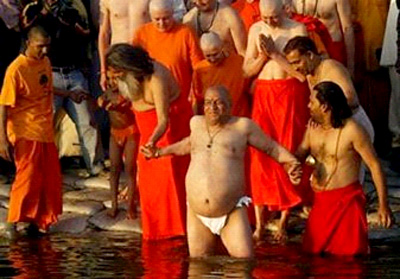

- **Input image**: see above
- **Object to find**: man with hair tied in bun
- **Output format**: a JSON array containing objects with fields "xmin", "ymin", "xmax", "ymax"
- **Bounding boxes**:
[{"xmin": 296, "ymin": 81, "xmax": 392, "ymax": 255}]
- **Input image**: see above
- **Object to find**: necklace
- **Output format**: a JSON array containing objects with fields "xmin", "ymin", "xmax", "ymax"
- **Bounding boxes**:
[
  {"xmin": 206, "ymin": 123, "xmax": 223, "ymax": 149},
  {"xmin": 196, "ymin": 2, "xmax": 219, "ymax": 36}
]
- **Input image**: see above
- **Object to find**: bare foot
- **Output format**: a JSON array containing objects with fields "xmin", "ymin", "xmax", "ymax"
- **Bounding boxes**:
[
  {"xmin": 253, "ymin": 226, "xmax": 264, "ymax": 242},
  {"xmin": 118, "ymin": 187, "xmax": 128, "ymax": 201},
  {"xmin": 107, "ymin": 207, "xmax": 118, "ymax": 218},
  {"xmin": 272, "ymin": 228, "xmax": 288, "ymax": 244}
]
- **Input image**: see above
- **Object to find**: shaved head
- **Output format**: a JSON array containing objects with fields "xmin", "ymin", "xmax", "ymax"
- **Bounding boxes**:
[
  {"xmin": 200, "ymin": 31, "xmax": 223, "ymax": 50},
  {"xmin": 149, "ymin": 0, "xmax": 173, "ymax": 13},
  {"xmin": 205, "ymin": 85, "xmax": 232, "ymax": 108},
  {"xmin": 259, "ymin": 0, "xmax": 283, "ymax": 14}
]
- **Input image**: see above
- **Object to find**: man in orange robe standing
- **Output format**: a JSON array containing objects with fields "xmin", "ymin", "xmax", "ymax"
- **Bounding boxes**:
[
  {"xmin": 0, "ymin": 26, "xmax": 63, "ymax": 237},
  {"xmin": 192, "ymin": 31, "xmax": 250, "ymax": 116}
]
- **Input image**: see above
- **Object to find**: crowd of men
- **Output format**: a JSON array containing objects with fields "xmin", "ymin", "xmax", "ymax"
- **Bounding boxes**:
[{"xmin": 0, "ymin": 0, "xmax": 397, "ymax": 258}]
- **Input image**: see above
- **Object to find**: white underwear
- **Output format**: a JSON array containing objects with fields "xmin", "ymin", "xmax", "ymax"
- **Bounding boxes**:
[{"xmin": 196, "ymin": 196, "xmax": 252, "ymax": 236}]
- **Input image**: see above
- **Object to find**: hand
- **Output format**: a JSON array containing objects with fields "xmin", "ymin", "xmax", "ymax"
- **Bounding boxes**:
[
  {"xmin": 377, "ymin": 204, "xmax": 392, "ymax": 228},
  {"xmin": 307, "ymin": 119, "xmax": 320, "ymax": 129},
  {"xmin": 284, "ymin": 162, "xmax": 303, "ymax": 185},
  {"xmin": 0, "ymin": 138, "xmax": 12, "ymax": 161},
  {"xmin": 140, "ymin": 144, "xmax": 160, "ymax": 159},
  {"xmin": 259, "ymin": 34, "xmax": 277, "ymax": 57},
  {"xmin": 100, "ymin": 72, "xmax": 108, "ymax": 92},
  {"xmin": 69, "ymin": 89, "xmax": 89, "ymax": 103},
  {"xmin": 291, "ymin": 70, "xmax": 306, "ymax": 83}
]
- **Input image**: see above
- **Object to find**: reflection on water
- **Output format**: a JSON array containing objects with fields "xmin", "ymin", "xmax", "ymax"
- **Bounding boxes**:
[{"xmin": 0, "ymin": 232, "xmax": 400, "ymax": 278}]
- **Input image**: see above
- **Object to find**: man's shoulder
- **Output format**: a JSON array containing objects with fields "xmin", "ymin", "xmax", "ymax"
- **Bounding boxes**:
[
  {"xmin": 7, "ymin": 55, "xmax": 27, "ymax": 74},
  {"xmin": 190, "ymin": 115, "xmax": 205, "ymax": 127},
  {"xmin": 193, "ymin": 59, "xmax": 212, "ymax": 72},
  {"xmin": 219, "ymin": 3, "xmax": 240, "ymax": 18},
  {"xmin": 342, "ymin": 118, "xmax": 369, "ymax": 139},
  {"xmin": 248, "ymin": 21, "xmax": 264, "ymax": 34},
  {"xmin": 183, "ymin": 7, "xmax": 197, "ymax": 23}
]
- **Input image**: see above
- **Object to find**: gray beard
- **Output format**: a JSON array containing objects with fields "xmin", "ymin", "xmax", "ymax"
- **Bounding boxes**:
[{"xmin": 117, "ymin": 73, "xmax": 142, "ymax": 102}]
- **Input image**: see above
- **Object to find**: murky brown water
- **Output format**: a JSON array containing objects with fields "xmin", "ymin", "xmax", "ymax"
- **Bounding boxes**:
[{"xmin": 0, "ymin": 231, "xmax": 399, "ymax": 278}]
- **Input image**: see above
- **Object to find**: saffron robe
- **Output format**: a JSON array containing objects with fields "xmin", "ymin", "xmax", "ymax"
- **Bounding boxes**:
[
  {"xmin": 133, "ymin": 23, "xmax": 203, "ymax": 102},
  {"xmin": 0, "ymin": 54, "xmax": 62, "ymax": 230},
  {"xmin": 192, "ymin": 53, "xmax": 250, "ymax": 116},
  {"xmin": 250, "ymin": 78, "xmax": 310, "ymax": 210},
  {"xmin": 133, "ymin": 97, "xmax": 190, "ymax": 240},
  {"xmin": 303, "ymin": 181, "xmax": 369, "ymax": 255}
]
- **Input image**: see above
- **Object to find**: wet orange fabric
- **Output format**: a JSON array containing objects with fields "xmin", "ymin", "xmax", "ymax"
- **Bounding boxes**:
[
  {"xmin": 192, "ymin": 53, "xmax": 250, "ymax": 116},
  {"xmin": 8, "ymin": 140, "xmax": 62, "ymax": 230},
  {"xmin": 133, "ymin": 97, "xmax": 191, "ymax": 240},
  {"xmin": 303, "ymin": 181, "xmax": 369, "ymax": 255},
  {"xmin": 133, "ymin": 23, "xmax": 203, "ymax": 101},
  {"xmin": 0, "ymin": 54, "xmax": 54, "ymax": 144},
  {"xmin": 250, "ymin": 79, "xmax": 310, "ymax": 210}
]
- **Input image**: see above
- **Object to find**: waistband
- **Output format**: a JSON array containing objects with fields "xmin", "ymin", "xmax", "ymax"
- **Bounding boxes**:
[
  {"xmin": 255, "ymin": 78, "xmax": 302, "ymax": 86},
  {"xmin": 314, "ymin": 180, "xmax": 362, "ymax": 196}
]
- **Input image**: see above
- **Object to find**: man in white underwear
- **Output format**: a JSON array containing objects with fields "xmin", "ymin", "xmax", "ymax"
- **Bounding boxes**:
[{"xmin": 141, "ymin": 85, "xmax": 302, "ymax": 258}]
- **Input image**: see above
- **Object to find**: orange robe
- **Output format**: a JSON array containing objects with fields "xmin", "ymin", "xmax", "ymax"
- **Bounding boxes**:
[
  {"xmin": 192, "ymin": 53, "xmax": 250, "ymax": 116},
  {"xmin": 250, "ymin": 79, "xmax": 310, "ymax": 210},
  {"xmin": 303, "ymin": 181, "xmax": 369, "ymax": 255},
  {"xmin": 237, "ymin": 0, "xmax": 261, "ymax": 33},
  {"xmin": 133, "ymin": 23, "xmax": 203, "ymax": 102},
  {"xmin": 133, "ymin": 97, "xmax": 190, "ymax": 240},
  {"xmin": 0, "ymin": 54, "xmax": 62, "ymax": 230}
]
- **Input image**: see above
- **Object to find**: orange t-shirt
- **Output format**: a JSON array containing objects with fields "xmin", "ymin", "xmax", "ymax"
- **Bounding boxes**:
[
  {"xmin": 0, "ymin": 54, "xmax": 54, "ymax": 144},
  {"xmin": 192, "ymin": 52, "xmax": 250, "ymax": 116},
  {"xmin": 133, "ymin": 23, "xmax": 203, "ymax": 99}
]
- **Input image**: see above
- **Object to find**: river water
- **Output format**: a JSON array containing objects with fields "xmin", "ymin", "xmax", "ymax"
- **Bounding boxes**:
[{"xmin": 0, "ymin": 231, "xmax": 399, "ymax": 278}]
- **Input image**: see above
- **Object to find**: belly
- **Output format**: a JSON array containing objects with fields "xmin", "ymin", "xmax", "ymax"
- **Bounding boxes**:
[{"xmin": 185, "ymin": 155, "xmax": 245, "ymax": 217}]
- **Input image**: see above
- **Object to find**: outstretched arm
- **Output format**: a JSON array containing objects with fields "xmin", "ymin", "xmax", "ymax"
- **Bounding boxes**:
[
  {"xmin": 352, "ymin": 122, "xmax": 392, "ymax": 228},
  {"xmin": 141, "ymin": 136, "xmax": 191, "ymax": 158},
  {"xmin": 247, "ymin": 120, "xmax": 302, "ymax": 184}
]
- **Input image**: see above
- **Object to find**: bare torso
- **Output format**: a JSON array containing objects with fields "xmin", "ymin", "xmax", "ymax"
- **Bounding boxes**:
[
  {"xmin": 186, "ymin": 116, "xmax": 249, "ymax": 217},
  {"xmin": 249, "ymin": 19, "xmax": 307, "ymax": 80},
  {"xmin": 307, "ymin": 59, "xmax": 359, "ymax": 107},
  {"xmin": 107, "ymin": 0, "xmax": 149, "ymax": 44},
  {"xmin": 128, "ymin": 62, "xmax": 180, "ymax": 112},
  {"xmin": 308, "ymin": 119, "xmax": 361, "ymax": 191},
  {"xmin": 292, "ymin": 0, "xmax": 343, "ymax": 42},
  {"xmin": 184, "ymin": 4, "xmax": 243, "ymax": 55}
]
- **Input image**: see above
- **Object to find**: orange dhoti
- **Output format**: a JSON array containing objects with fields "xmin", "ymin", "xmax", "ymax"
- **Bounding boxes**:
[
  {"xmin": 8, "ymin": 139, "xmax": 62, "ymax": 230},
  {"xmin": 250, "ymin": 79, "xmax": 310, "ymax": 210},
  {"xmin": 303, "ymin": 182, "xmax": 369, "ymax": 255},
  {"xmin": 110, "ymin": 125, "xmax": 138, "ymax": 147},
  {"xmin": 133, "ymin": 98, "xmax": 190, "ymax": 240}
]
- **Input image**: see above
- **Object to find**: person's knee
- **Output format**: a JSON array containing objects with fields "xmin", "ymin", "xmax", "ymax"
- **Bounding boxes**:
[{"xmin": 228, "ymin": 245, "xmax": 254, "ymax": 259}]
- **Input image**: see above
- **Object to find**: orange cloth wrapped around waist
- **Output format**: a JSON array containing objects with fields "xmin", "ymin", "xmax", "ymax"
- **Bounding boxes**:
[
  {"xmin": 110, "ymin": 125, "xmax": 137, "ymax": 146},
  {"xmin": 250, "ymin": 78, "xmax": 310, "ymax": 210},
  {"xmin": 8, "ymin": 140, "xmax": 62, "ymax": 230},
  {"xmin": 303, "ymin": 181, "xmax": 369, "ymax": 255},
  {"xmin": 133, "ymin": 97, "xmax": 190, "ymax": 240}
]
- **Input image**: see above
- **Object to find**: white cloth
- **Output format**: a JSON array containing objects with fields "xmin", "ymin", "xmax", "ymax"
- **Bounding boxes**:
[
  {"xmin": 196, "ymin": 196, "xmax": 252, "ymax": 235},
  {"xmin": 352, "ymin": 106, "xmax": 375, "ymax": 142},
  {"xmin": 380, "ymin": 0, "xmax": 398, "ymax": 67}
]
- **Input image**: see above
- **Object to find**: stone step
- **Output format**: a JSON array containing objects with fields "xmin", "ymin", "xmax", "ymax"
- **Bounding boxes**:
[
  {"xmin": 63, "ymin": 200, "xmax": 104, "ymax": 215},
  {"xmin": 50, "ymin": 213, "xmax": 89, "ymax": 234},
  {"xmin": 63, "ymin": 189, "xmax": 111, "ymax": 202},
  {"xmin": 88, "ymin": 209, "xmax": 142, "ymax": 233},
  {"xmin": 0, "ymin": 185, "xmax": 11, "ymax": 198}
]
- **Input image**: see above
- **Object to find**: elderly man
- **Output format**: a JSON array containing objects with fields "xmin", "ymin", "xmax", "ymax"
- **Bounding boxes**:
[
  {"xmin": 142, "ymin": 85, "xmax": 302, "ymax": 258},
  {"xmin": 291, "ymin": 0, "xmax": 354, "ymax": 74},
  {"xmin": 243, "ymin": 0, "xmax": 309, "ymax": 242},
  {"xmin": 284, "ymin": 36, "xmax": 374, "ymax": 142},
  {"xmin": 192, "ymin": 31, "xmax": 249, "ymax": 116},
  {"xmin": 0, "ymin": 26, "xmax": 62, "ymax": 237},
  {"xmin": 183, "ymin": 0, "xmax": 247, "ymax": 56},
  {"xmin": 133, "ymin": 0, "xmax": 202, "ymax": 108},
  {"xmin": 297, "ymin": 81, "xmax": 392, "ymax": 255}
]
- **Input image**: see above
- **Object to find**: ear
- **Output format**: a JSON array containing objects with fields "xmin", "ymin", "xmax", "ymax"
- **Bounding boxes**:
[{"xmin": 321, "ymin": 103, "xmax": 329, "ymax": 113}]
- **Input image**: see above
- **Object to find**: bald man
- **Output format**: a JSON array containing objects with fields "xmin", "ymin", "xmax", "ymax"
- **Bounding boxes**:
[
  {"xmin": 141, "ymin": 85, "xmax": 302, "ymax": 258},
  {"xmin": 183, "ymin": 0, "xmax": 247, "ymax": 57},
  {"xmin": 291, "ymin": 0, "xmax": 354, "ymax": 75},
  {"xmin": 192, "ymin": 31, "xmax": 249, "ymax": 116},
  {"xmin": 98, "ymin": 0, "xmax": 150, "ymax": 91},
  {"xmin": 243, "ymin": 0, "xmax": 309, "ymax": 242}
]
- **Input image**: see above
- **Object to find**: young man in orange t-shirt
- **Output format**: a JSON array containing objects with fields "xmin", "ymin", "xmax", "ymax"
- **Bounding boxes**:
[{"xmin": 0, "ymin": 26, "xmax": 82, "ymax": 238}]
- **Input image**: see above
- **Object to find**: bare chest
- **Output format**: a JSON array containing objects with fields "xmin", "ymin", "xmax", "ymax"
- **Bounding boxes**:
[{"xmin": 294, "ymin": 0, "xmax": 337, "ymax": 20}]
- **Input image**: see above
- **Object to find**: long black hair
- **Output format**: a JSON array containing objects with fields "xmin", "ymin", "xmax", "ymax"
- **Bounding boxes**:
[
  {"xmin": 313, "ymin": 81, "xmax": 352, "ymax": 128},
  {"xmin": 106, "ymin": 44, "xmax": 154, "ymax": 80}
]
